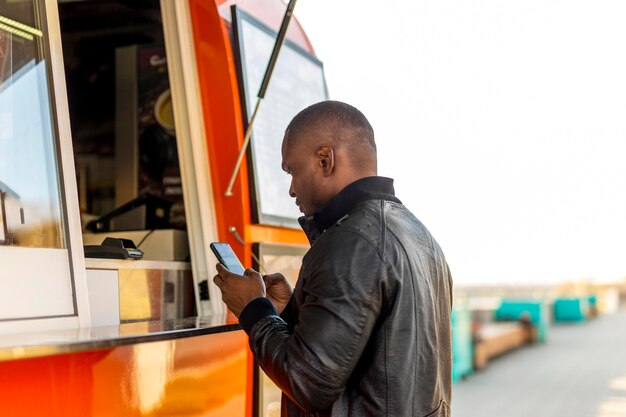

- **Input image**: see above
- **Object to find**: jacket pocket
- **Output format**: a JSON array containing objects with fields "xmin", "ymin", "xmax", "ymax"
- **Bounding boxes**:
[{"xmin": 422, "ymin": 399, "xmax": 450, "ymax": 417}]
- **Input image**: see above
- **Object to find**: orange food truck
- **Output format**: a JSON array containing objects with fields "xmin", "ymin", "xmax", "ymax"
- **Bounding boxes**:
[{"xmin": 0, "ymin": 0, "xmax": 325, "ymax": 415}]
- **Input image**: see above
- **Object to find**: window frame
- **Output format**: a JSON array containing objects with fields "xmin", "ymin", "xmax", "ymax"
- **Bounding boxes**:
[
  {"xmin": 0, "ymin": 0, "xmax": 90, "ymax": 332},
  {"xmin": 160, "ymin": 0, "xmax": 223, "ymax": 317}
]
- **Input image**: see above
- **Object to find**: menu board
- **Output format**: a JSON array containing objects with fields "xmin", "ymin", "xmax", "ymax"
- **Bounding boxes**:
[{"xmin": 233, "ymin": 7, "xmax": 329, "ymax": 228}]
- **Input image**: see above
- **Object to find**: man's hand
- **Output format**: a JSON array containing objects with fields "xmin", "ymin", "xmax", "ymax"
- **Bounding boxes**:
[
  {"xmin": 263, "ymin": 273, "xmax": 293, "ymax": 314},
  {"xmin": 213, "ymin": 264, "xmax": 265, "ymax": 317}
]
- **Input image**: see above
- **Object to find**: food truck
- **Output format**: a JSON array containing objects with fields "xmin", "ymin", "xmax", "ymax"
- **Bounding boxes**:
[{"xmin": 0, "ymin": 0, "xmax": 325, "ymax": 415}]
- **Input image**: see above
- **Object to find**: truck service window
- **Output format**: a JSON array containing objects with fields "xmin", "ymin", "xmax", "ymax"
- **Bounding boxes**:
[
  {"xmin": 59, "ymin": 0, "xmax": 190, "ymax": 263},
  {"xmin": 0, "ymin": 0, "xmax": 79, "ymax": 321}
]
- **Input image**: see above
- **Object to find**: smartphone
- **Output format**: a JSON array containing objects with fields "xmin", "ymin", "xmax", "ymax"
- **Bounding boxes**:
[{"xmin": 210, "ymin": 242, "xmax": 246, "ymax": 275}]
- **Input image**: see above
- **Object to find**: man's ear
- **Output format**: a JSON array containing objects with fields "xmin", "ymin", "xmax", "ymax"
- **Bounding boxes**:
[{"xmin": 317, "ymin": 145, "xmax": 334, "ymax": 176}]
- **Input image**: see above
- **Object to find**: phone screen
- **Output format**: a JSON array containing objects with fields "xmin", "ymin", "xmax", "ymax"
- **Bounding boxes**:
[{"xmin": 210, "ymin": 242, "xmax": 245, "ymax": 275}]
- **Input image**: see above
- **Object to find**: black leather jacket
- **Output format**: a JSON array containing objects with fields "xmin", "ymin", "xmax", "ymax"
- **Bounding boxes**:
[{"xmin": 239, "ymin": 177, "xmax": 452, "ymax": 417}]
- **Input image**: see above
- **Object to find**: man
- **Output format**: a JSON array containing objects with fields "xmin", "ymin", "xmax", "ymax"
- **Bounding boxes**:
[{"xmin": 214, "ymin": 101, "xmax": 452, "ymax": 417}]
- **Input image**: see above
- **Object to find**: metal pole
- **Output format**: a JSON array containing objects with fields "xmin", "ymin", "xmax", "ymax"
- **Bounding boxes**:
[
  {"xmin": 224, "ymin": 0, "xmax": 297, "ymax": 197},
  {"xmin": 224, "ymin": 99, "xmax": 261, "ymax": 197}
]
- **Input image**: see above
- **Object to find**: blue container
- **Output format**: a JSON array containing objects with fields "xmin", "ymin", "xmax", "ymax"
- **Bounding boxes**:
[
  {"xmin": 495, "ymin": 300, "xmax": 548, "ymax": 343},
  {"xmin": 553, "ymin": 297, "xmax": 587, "ymax": 322},
  {"xmin": 587, "ymin": 294, "xmax": 598, "ymax": 318},
  {"xmin": 451, "ymin": 304, "xmax": 473, "ymax": 381},
  {"xmin": 588, "ymin": 295, "xmax": 597, "ymax": 307}
]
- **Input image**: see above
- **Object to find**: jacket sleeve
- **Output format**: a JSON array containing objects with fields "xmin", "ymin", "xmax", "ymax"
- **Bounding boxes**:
[
  {"xmin": 248, "ymin": 230, "xmax": 385, "ymax": 412},
  {"xmin": 279, "ymin": 295, "xmax": 296, "ymax": 333}
]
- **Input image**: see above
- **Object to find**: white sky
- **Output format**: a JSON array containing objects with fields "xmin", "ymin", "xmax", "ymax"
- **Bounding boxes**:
[{"xmin": 295, "ymin": 1, "xmax": 626, "ymax": 285}]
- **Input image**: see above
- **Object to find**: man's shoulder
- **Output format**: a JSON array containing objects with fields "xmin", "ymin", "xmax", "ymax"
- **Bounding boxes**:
[
  {"xmin": 308, "ymin": 199, "xmax": 406, "ymax": 253},
  {"xmin": 340, "ymin": 199, "xmax": 441, "ymax": 256},
  {"xmin": 307, "ymin": 198, "xmax": 435, "ymax": 255},
  {"xmin": 302, "ymin": 207, "xmax": 381, "ymax": 265},
  {"xmin": 321, "ymin": 200, "xmax": 386, "ymax": 241},
  {"xmin": 340, "ymin": 198, "xmax": 421, "ymax": 234}
]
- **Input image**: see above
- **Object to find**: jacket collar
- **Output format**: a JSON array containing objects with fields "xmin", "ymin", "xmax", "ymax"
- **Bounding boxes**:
[{"xmin": 298, "ymin": 176, "xmax": 401, "ymax": 244}]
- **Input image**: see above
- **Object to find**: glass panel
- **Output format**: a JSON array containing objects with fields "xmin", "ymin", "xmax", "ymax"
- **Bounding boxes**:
[
  {"xmin": 0, "ymin": 1, "xmax": 65, "ymax": 249},
  {"xmin": 118, "ymin": 267, "xmax": 194, "ymax": 323},
  {"xmin": 254, "ymin": 243, "xmax": 308, "ymax": 417}
]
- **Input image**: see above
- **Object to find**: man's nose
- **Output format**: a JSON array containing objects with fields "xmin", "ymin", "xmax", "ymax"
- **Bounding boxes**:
[{"xmin": 289, "ymin": 179, "xmax": 296, "ymax": 198}]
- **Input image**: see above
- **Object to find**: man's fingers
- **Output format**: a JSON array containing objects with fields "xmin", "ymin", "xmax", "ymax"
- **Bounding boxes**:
[
  {"xmin": 263, "ymin": 273, "xmax": 284, "ymax": 285},
  {"xmin": 216, "ymin": 263, "xmax": 230, "ymax": 278},
  {"xmin": 213, "ymin": 274, "xmax": 224, "ymax": 288}
]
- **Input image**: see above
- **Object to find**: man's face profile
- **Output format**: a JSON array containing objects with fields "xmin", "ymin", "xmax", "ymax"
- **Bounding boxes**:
[{"xmin": 281, "ymin": 131, "xmax": 325, "ymax": 217}]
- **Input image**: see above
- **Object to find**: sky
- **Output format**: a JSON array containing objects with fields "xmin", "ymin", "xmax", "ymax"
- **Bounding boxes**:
[{"xmin": 295, "ymin": 1, "xmax": 626, "ymax": 285}]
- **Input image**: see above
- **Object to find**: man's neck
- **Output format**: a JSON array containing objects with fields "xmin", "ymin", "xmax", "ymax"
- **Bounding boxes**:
[{"xmin": 299, "ymin": 176, "xmax": 401, "ymax": 244}]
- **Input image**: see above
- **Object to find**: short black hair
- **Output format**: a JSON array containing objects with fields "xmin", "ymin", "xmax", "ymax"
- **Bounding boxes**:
[{"xmin": 286, "ymin": 100, "xmax": 377, "ymax": 156}]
